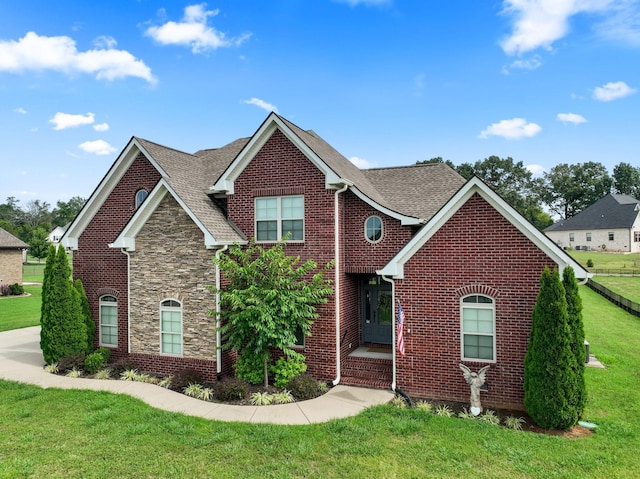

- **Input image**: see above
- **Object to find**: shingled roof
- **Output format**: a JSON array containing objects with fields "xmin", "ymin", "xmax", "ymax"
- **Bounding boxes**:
[
  {"xmin": 545, "ymin": 194, "xmax": 640, "ymax": 232},
  {"xmin": 0, "ymin": 228, "xmax": 28, "ymax": 249}
]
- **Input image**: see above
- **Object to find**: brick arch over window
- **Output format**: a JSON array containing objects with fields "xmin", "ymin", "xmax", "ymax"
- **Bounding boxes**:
[
  {"xmin": 95, "ymin": 287, "xmax": 121, "ymax": 300},
  {"xmin": 454, "ymin": 284, "xmax": 500, "ymax": 300}
]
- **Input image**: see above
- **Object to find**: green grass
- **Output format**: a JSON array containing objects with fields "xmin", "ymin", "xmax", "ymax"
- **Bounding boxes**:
[
  {"xmin": 0, "ymin": 286, "xmax": 639, "ymax": 478},
  {"xmin": 22, "ymin": 262, "xmax": 45, "ymax": 283},
  {"xmin": 591, "ymin": 276, "xmax": 640, "ymax": 304},
  {"xmin": 0, "ymin": 284, "xmax": 41, "ymax": 332},
  {"xmin": 569, "ymin": 251, "xmax": 640, "ymax": 270}
]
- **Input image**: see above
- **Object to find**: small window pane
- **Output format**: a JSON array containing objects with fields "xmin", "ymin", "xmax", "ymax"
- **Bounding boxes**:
[
  {"xmin": 281, "ymin": 196, "xmax": 303, "ymax": 218},
  {"xmin": 282, "ymin": 219, "xmax": 303, "ymax": 240},
  {"xmin": 257, "ymin": 220, "xmax": 278, "ymax": 241},
  {"xmin": 256, "ymin": 198, "xmax": 277, "ymax": 220}
]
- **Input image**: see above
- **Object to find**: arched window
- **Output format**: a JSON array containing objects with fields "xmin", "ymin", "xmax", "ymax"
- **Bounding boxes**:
[
  {"xmin": 461, "ymin": 295, "xmax": 495, "ymax": 362},
  {"xmin": 99, "ymin": 295, "xmax": 118, "ymax": 347},
  {"xmin": 364, "ymin": 215, "xmax": 383, "ymax": 243},
  {"xmin": 135, "ymin": 189, "xmax": 148, "ymax": 209},
  {"xmin": 160, "ymin": 299, "xmax": 182, "ymax": 356}
]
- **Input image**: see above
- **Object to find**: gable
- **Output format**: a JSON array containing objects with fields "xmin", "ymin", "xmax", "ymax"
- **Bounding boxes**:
[{"xmin": 378, "ymin": 177, "xmax": 590, "ymax": 280}]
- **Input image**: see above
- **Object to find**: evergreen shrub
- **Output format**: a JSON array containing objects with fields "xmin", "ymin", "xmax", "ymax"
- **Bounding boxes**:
[
  {"xmin": 287, "ymin": 373, "xmax": 320, "ymax": 400},
  {"xmin": 214, "ymin": 377, "xmax": 249, "ymax": 401}
]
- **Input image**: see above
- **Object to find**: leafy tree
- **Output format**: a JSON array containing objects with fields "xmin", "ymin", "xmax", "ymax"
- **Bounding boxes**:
[
  {"xmin": 211, "ymin": 238, "xmax": 334, "ymax": 387},
  {"xmin": 0, "ymin": 196, "xmax": 23, "ymax": 229},
  {"xmin": 28, "ymin": 226, "xmax": 50, "ymax": 263},
  {"xmin": 416, "ymin": 156, "xmax": 457, "ymax": 170},
  {"xmin": 75, "ymin": 279, "xmax": 96, "ymax": 352},
  {"xmin": 40, "ymin": 245, "xmax": 87, "ymax": 364},
  {"xmin": 52, "ymin": 196, "xmax": 86, "ymax": 228},
  {"xmin": 562, "ymin": 266, "xmax": 587, "ymax": 419},
  {"xmin": 524, "ymin": 267, "xmax": 580, "ymax": 430},
  {"xmin": 538, "ymin": 162, "xmax": 612, "ymax": 219},
  {"xmin": 22, "ymin": 199, "xmax": 51, "ymax": 229},
  {"xmin": 612, "ymin": 162, "xmax": 640, "ymax": 198}
]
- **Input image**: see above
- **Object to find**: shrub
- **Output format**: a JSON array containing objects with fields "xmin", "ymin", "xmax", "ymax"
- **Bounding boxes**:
[
  {"xmin": 586, "ymin": 259, "xmax": 594, "ymax": 268},
  {"xmin": 120, "ymin": 369, "xmax": 139, "ymax": 381},
  {"xmin": 563, "ymin": 266, "xmax": 587, "ymax": 419},
  {"xmin": 415, "ymin": 401, "xmax": 433, "ymax": 413},
  {"xmin": 505, "ymin": 416, "xmax": 526, "ymax": 431},
  {"xmin": 287, "ymin": 373, "xmax": 320, "ymax": 400},
  {"xmin": 271, "ymin": 352, "xmax": 307, "ymax": 389},
  {"xmin": 109, "ymin": 360, "xmax": 138, "ymax": 378},
  {"xmin": 234, "ymin": 350, "xmax": 268, "ymax": 385},
  {"xmin": 84, "ymin": 349, "xmax": 110, "ymax": 374},
  {"xmin": 272, "ymin": 390, "xmax": 294, "ymax": 404},
  {"xmin": 184, "ymin": 383, "xmax": 204, "ymax": 398},
  {"xmin": 44, "ymin": 363, "xmax": 59, "ymax": 374},
  {"xmin": 74, "ymin": 279, "xmax": 95, "ymax": 353},
  {"xmin": 66, "ymin": 368, "xmax": 82, "ymax": 378},
  {"xmin": 479, "ymin": 410, "xmax": 501, "ymax": 426},
  {"xmin": 434, "ymin": 405, "xmax": 454, "ymax": 417},
  {"xmin": 94, "ymin": 369, "xmax": 111, "ymax": 380},
  {"xmin": 9, "ymin": 283, "xmax": 24, "ymax": 295},
  {"xmin": 250, "ymin": 391, "xmax": 273, "ymax": 405},
  {"xmin": 170, "ymin": 369, "xmax": 204, "ymax": 392},
  {"xmin": 0, "ymin": 284, "xmax": 9, "ymax": 296},
  {"xmin": 57, "ymin": 353, "xmax": 86, "ymax": 373},
  {"xmin": 214, "ymin": 377, "xmax": 249, "ymax": 401}
]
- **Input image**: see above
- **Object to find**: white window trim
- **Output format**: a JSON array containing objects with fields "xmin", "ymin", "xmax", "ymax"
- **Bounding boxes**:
[
  {"xmin": 160, "ymin": 299, "xmax": 183, "ymax": 357},
  {"xmin": 364, "ymin": 215, "xmax": 384, "ymax": 244},
  {"xmin": 254, "ymin": 195, "xmax": 305, "ymax": 243},
  {"xmin": 460, "ymin": 294, "xmax": 496, "ymax": 363},
  {"xmin": 135, "ymin": 189, "xmax": 148, "ymax": 209},
  {"xmin": 99, "ymin": 295, "xmax": 118, "ymax": 348}
]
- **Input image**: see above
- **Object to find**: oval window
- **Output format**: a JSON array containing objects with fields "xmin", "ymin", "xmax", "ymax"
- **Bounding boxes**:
[{"xmin": 365, "ymin": 216, "xmax": 383, "ymax": 243}]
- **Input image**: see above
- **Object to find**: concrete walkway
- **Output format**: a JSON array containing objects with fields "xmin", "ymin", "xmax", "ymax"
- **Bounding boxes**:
[{"xmin": 0, "ymin": 326, "xmax": 394, "ymax": 424}]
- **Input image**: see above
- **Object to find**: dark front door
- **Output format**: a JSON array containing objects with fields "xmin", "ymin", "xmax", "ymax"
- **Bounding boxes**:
[{"xmin": 362, "ymin": 279, "xmax": 393, "ymax": 344}]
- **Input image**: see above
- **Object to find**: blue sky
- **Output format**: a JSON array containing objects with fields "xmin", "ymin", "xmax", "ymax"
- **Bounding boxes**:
[{"xmin": 1, "ymin": 0, "xmax": 638, "ymax": 206}]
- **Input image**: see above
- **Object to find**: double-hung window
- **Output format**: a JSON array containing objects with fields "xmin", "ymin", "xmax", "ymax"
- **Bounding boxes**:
[
  {"xmin": 160, "ymin": 299, "xmax": 182, "ymax": 356},
  {"xmin": 99, "ymin": 295, "xmax": 118, "ymax": 347},
  {"xmin": 461, "ymin": 295, "xmax": 495, "ymax": 362},
  {"xmin": 255, "ymin": 195, "xmax": 304, "ymax": 241}
]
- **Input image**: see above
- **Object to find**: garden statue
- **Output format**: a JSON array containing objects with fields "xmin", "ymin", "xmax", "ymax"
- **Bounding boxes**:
[{"xmin": 459, "ymin": 364, "xmax": 490, "ymax": 416}]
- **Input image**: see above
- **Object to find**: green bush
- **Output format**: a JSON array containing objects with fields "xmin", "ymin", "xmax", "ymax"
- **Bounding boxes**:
[
  {"xmin": 170, "ymin": 369, "xmax": 204, "ymax": 392},
  {"xmin": 271, "ymin": 352, "xmax": 307, "ymax": 388},
  {"xmin": 586, "ymin": 259, "xmax": 594, "ymax": 268},
  {"xmin": 84, "ymin": 348, "xmax": 111, "ymax": 374},
  {"xmin": 287, "ymin": 373, "xmax": 320, "ymax": 400},
  {"xmin": 234, "ymin": 350, "xmax": 268, "ymax": 385},
  {"xmin": 214, "ymin": 377, "xmax": 249, "ymax": 401},
  {"xmin": 9, "ymin": 283, "xmax": 24, "ymax": 295}
]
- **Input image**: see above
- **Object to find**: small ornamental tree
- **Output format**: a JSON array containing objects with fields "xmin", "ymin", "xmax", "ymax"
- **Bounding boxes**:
[
  {"xmin": 524, "ymin": 267, "xmax": 580, "ymax": 430},
  {"xmin": 210, "ymin": 238, "xmax": 334, "ymax": 387},
  {"xmin": 563, "ymin": 266, "xmax": 587, "ymax": 418},
  {"xmin": 75, "ymin": 278, "xmax": 96, "ymax": 353},
  {"xmin": 40, "ymin": 245, "xmax": 87, "ymax": 364}
]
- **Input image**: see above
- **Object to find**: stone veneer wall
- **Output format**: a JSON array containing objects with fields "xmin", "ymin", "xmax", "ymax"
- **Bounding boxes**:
[
  {"xmin": 129, "ymin": 193, "xmax": 217, "ymax": 362},
  {"xmin": 0, "ymin": 250, "xmax": 24, "ymax": 285}
]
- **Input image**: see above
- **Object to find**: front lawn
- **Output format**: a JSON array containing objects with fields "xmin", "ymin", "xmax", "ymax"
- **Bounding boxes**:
[
  {"xmin": 569, "ymin": 251, "xmax": 640, "ymax": 270},
  {"xmin": 0, "ymin": 284, "xmax": 42, "ymax": 332},
  {"xmin": 591, "ymin": 276, "xmax": 640, "ymax": 304},
  {"xmin": 0, "ymin": 286, "xmax": 639, "ymax": 478}
]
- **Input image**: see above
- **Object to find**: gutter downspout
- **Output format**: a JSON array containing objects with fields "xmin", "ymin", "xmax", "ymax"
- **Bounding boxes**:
[
  {"xmin": 381, "ymin": 275, "xmax": 396, "ymax": 391},
  {"xmin": 121, "ymin": 248, "xmax": 132, "ymax": 353},
  {"xmin": 332, "ymin": 181, "xmax": 351, "ymax": 386},
  {"xmin": 215, "ymin": 244, "xmax": 229, "ymax": 377}
]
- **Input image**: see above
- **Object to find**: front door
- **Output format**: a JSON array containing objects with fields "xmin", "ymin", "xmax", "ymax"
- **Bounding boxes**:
[{"xmin": 362, "ymin": 279, "xmax": 393, "ymax": 344}]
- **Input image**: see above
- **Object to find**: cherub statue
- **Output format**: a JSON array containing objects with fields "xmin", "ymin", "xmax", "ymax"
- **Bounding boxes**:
[{"xmin": 459, "ymin": 364, "xmax": 490, "ymax": 416}]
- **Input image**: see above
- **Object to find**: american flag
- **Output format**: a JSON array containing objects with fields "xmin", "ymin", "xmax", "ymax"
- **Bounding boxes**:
[{"xmin": 397, "ymin": 301, "xmax": 406, "ymax": 356}]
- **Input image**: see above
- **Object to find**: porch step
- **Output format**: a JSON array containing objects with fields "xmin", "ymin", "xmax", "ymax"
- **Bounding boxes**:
[{"xmin": 340, "ymin": 355, "xmax": 392, "ymax": 389}]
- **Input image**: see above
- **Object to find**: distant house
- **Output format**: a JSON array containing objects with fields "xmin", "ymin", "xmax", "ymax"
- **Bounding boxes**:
[
  {"xmin": 48, "ymin": 223, "xmax": 70, "ymax": 245},
  {"xmin": 545, "ymin": 194, "xmax": 640, "ymax": 253},
  {"xmin": 62, "ymin": 112, "xmax": 587, "ymax": 410},
  {"xmin": 0, "ymin": 227, "xmax": 28, "ymax": 285}
]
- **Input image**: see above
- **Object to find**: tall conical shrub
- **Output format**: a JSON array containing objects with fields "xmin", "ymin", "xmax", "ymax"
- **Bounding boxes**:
[
  {"xmin": 524, "ymin": 267, "xmax": 580, "ymax": 430},
  {"xmin": 40, "ymin": 245, "xmax": 87, "ymax": 364},
  {"xmin": 563, "ymin": 266, "xmax": 587, "ymax": 418},
  {"xmin": 74, "ymin": 278, "xmax": 95, "ymax": 353}
]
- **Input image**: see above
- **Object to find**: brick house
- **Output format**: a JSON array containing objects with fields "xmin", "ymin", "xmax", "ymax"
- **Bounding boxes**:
[
  {"xmin": 0, "ymin": 227, "xmax": 28, "ymax": 286},
  {"xmin": 62, "ymin": 113, "xmax": 588, "ymax": 410}
]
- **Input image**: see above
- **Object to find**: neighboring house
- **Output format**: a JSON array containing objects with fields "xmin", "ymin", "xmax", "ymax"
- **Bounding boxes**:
[
  {"xmin": 48, "ymin": 223, "xmax": 70, "ymax": 245},
  {"xmin": 62, "ymin": 113, "xmax": 587, "ymax": 410},
  {"xmin": 0, "ymin": 227, "xmax": 28, "ymax": 285},
  {"xmin": 545, "ymin": 194, "xmax": 640, "ymax": 253}
]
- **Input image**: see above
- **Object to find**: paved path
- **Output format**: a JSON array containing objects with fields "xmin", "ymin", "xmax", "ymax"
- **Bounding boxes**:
[{"xmin": 0, "ymin": 326, "xmax": 394, "ymax": 424}]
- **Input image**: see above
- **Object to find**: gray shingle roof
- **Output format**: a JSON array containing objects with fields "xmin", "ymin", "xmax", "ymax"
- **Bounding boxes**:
[
  {"xmin": 545, "ymin": 194, "xmax": 640, "ymax": 231},
  {"xmin": 0, "ymin": 228, "xmax": 28, "ymax": 249}
]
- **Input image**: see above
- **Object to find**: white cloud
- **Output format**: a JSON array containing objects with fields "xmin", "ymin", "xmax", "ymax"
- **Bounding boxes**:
[
  {"xmin": 14, "ymin": 107, "xmax": 27, "ymax": 114},
  {"xmin": 502, "ymin": 55, "xmax": 542, "ymax": 73},
  {"xmin": 349, "ymin": 156, "xmax": 376, "ymax": 169},
  {"xmin": 0, "ymin": 32, "xmax": 155, "ymax": 83},
  {"xmin": 526, "ymin": 163, "xmax": 547, "ymax": 175},
  {"xmin": 78, "ymin": 139, "xmax": 116, "ymax": 155},
  {"xmin": 145, "ymin": 4, "xmax": 251, "ymax": 53},
  {"xmin": 93, "ymin": 35, "xmax": 117, "ymax": 49},
  {"xmin": 500, "ymin": 0, "xmax": 615, "ymax": 55},
  {"xmin": 93, "ymin": 122, "xmax": 109, "ymax": 132},
  {"xmin": 243, "ymin": 97, "xmax": 278, "ymax": 113},
  {"xmin": 592, "ymin": 80, "xmax": 636, "ymax": 101},
  {"xmin": 50, "ymin": 112, "xmax": 95, "ymax": 130},
  {"xmin": 479, "ymin": 118, "xmax": 542, "ymax": 140},
  {"xmin": 557, "ymin": 112, "xmax": 588, "ymax": 124}
]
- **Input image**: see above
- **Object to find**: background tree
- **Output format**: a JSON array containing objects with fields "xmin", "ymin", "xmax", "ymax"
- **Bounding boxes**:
[
  {"xmin": 612, "ymin": 162, "xmax": 640, "ymax": 198},
  {"xmin": 211, "ymin": 239, "xmax": 333, "ymax": 387},
  {"xmin": 28, "ymin": 226, "xmax": 50, "ymax": 263},
  {"xmin": 40, "ymin": 245, "xmax": 87, "ymax": 364},
  {"xmin": 563, "ymin": 266, "xmax": 587, "ymax": 419},
  {"xmin": 22, "ymin": 199, "xmax": 51, "ymax": 230},
  {"xmin": 524, "ymin": 267, "xmax": 580, "ymax": 430},
  {"xmin": 537, "ymin": 162, "xmax": 612, "ymax": 219},
  {"xmin": 52, "ymin": 196, "xmax": 86, "ymax": 227}
]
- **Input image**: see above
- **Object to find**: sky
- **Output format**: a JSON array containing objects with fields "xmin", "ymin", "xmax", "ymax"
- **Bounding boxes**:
[{"xmin": 1, "ymin": 0, "xmax": 639, "ymax": 207}]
